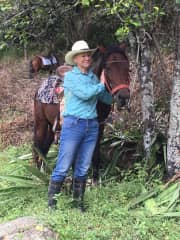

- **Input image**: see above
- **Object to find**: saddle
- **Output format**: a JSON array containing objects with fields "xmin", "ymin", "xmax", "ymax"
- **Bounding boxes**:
[
  {"xmin": 37, "ymin": 75, "xmax": 63, "ymax": 104},
  {"xmin": 40, "ymin": 55, "xmax": 57, "ymax": 66}
]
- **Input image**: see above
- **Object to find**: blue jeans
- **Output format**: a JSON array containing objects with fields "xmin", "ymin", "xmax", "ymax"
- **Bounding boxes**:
[{"xmin": 51, "ymin": 116, "xmax": 99, "ymax": 182}]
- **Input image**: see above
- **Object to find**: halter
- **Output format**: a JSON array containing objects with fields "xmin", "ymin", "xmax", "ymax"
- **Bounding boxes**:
[
  {"xmin": 106, "ymin": 83, "xmax": 130, "ymax": 95},
  {"xmin": 102, "ymin": 59, "xmax": 130, "ymax": 95}
]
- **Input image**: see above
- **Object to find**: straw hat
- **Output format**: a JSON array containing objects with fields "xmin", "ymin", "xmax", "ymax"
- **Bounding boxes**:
[{"xmin": 65, "ymin": 40, "xmax": 96, "ymax": 65}]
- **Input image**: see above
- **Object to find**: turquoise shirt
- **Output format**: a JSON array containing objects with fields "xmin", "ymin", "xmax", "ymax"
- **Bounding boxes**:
[{"xmin": 63, "ymin": 66, "xmax": 112, "ymax": 119}]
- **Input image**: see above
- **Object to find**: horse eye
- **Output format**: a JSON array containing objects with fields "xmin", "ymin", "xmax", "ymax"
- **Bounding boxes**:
[{"xmin": 105, "ymin": 67, "xmax": 111, "ymax": 72}]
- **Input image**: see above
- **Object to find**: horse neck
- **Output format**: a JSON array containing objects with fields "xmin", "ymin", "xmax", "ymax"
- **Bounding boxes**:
[{"xmin": 92, "ymin": 52, "xmax": 105, "ymax": 78}]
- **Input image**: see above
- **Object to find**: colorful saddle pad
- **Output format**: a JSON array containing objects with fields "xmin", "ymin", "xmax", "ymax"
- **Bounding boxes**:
[{"xmin": 37, "ymin": 75, "xmax": 63, "ymax": 104}]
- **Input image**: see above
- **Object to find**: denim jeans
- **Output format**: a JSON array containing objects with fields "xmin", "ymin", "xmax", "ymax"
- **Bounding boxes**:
[{"xmin": 51, "ymin": 116, "xmax": 99, "ymax": 182}]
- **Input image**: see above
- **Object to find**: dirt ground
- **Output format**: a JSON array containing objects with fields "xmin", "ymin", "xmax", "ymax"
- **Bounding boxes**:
[{"xmin": 0, "ymin": 58, "xmax": 48, "ymax": 149}]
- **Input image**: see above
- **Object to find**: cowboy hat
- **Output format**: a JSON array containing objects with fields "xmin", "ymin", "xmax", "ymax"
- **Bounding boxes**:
[
  {"xmin": 56, "ymin": 65, "xmax": 73, "ymax": 78},
  {"xmin": 65, "ymin": 40, "xmax": 96, "ymax": 65}
]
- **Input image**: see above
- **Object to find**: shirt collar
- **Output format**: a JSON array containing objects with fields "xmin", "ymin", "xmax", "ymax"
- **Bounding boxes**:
[{"xmin": 72, "ymin": 66, "xmax": 94, "ymax": 77}]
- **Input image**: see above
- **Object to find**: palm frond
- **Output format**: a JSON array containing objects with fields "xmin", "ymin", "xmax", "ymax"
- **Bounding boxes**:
[
  {"xmin": 24, "ymin": 165, "xmax": 49, "ymax": 184},
  {"xmin": 0, "ymin": 175, "xmax": 44, "ymax": 187}
]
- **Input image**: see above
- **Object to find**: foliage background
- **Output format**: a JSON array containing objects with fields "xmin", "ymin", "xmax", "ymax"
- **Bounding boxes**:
[{"xmin": 0, "ymin": 1, "xmax": 179, "ymax": 239}]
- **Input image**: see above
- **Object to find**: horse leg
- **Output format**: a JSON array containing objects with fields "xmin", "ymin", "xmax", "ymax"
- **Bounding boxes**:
[
  {"xmin": 52, "ymin": 112, "xmax": 61, "ymax": 144},
  {"xmin": 33, "ymin": 68, "xmax": 39, "ymax": 80},
  {"xmin": 29, "ymin": 63, "xmax": 38, "ymax": 80},
  {"xmin": 29, "ymin": 60, "xmax": 34, "ymax": 79},
  {"xmin": 33, "ymin": 120, "xmax": 49, "ymax": 169},
  {"xmin": 43, "ymin": 125, "xmax": 55, "ymax": 156},
  {"xmin": 92, "ymin": 102, "xmax": 111, "ymax": 184},
  {"xmin": 92, "ymin": 139, "xmax": 101, "ymax": 185},
  {"xmin": 92, "ymin": 123, "xmax": 105, "ymax": 185},
  {"xmin": 34, "ymin": 125, "xmax": 54, "ymax": 172},
  {"xmin": 33, "ymin": 101, "xmax": 49, "ymax": 169}
]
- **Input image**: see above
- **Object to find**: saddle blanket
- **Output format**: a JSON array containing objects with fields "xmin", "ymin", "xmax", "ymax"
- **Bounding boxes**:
[
  {"xmin": 40, "ymin": 56, "xmax": 57, "ymax": 65},
  {"xmin": 37, "ymin": 75, "xmax": 63, "ymax": 104}
]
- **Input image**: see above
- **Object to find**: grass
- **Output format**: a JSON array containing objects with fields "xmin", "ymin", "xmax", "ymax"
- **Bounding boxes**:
[{"xmin": 0, "ymin": 144, "xmax": 179, "ymax": 240}]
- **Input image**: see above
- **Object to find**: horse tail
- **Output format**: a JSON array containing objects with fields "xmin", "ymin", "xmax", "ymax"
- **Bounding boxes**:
[{"xmin": 29, "ymin": 59, "xmax": 34, "ymax": 79}]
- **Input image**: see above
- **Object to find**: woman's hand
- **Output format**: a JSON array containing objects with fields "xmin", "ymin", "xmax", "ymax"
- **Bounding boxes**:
[{"xmin": 100, "ymin": 69, "xmax": 106, "ymax": 85}]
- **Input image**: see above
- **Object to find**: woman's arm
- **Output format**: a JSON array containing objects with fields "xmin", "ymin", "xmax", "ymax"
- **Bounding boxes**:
[{"xmin": 64, "ymin": 73, "xmax": 106, "ymax": 100}]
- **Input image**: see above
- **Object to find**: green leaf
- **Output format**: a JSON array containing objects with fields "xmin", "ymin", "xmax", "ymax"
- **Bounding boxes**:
[
  {"xmin": 128, "ymin": 19, "xmax": 141, "ymax": 27},
  {"xmin": 153, "ymin": 6, "xmax": 159, "ymax": 12},
  {"xmin": 18, "ymin": 153, "xmax": 33, "ymax": 160},
  {"xmin": 135, "ymin": 1, "xmax": 144, "ymax": 10},
  {"xmin": 160, "ymin": 212, "xmax": 180, "ymax": 217},
  {"xmin": 0, "ymin": 175, "xmax": 42, "ymax": 187},
  {"xmin": 24, "ymin": 165, "xmax": 49, "ymax": 184},
  {"xmin": 157, "ymin": 183, "xmax": 178, "ymax": 204},
  {"xmin": 81, "ymin": 0, "xmax": 90, "ymax": 6},
  {"xmin": 109, "ymin": 140, "xmax": 123, "ymax": 148},
  {"xmin": 127, "ymin": 189, "xmax": 158, "ymax": 209},
  {"xmin": 165, "ymin": 188, "xmax": 180, "ymax": 210},
  {"xmin": 102, "ymin": 147, "xmax": 124, "ymax": 178},
  {"xmin": 0, "ymin": 174, "xmax": 32, "ymax": 181},
  {"xmin": 144, "ymin": 198, "xmax": 159, "ymax": 215},
  {"xmin": 0, "ymin": 186, "xmax": 37, "ymax": 193}
]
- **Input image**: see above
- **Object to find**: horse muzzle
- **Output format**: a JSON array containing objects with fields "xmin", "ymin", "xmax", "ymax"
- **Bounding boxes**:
[{"xmin": 114, "ymin": 89, "xmax": 130, "ymax": 111}]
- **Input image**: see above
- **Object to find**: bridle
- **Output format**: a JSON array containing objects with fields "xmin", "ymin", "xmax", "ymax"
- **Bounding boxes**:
[{"xmin": 103, "ymin": 59, "xmax": 130, "ymax": 95}]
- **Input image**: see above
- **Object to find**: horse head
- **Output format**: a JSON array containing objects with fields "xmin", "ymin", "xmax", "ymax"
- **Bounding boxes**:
[{"xmin": 92, "ymin": 44, "xmax": 130, "ymax": 111}]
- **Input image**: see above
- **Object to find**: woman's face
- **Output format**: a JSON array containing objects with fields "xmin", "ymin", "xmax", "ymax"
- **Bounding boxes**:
[{"xmin": 73, "ymin": 52, "xmax": 92, "ymax": 73}]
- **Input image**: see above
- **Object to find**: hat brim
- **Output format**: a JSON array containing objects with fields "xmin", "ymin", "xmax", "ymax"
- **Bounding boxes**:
[
  {"xmin": 65, "ymin": 49, "xmax": 96, "ymax": 65},
  {"xmin": 56, "ymin": 65, "xmax": 73, "ymax": 77}
]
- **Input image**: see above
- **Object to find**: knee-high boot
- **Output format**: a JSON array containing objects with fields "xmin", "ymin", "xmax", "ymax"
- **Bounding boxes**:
[
  {"xmin": 48, "ymin": 180, "xmax": 63, "ymax": 209},
  {"xmin": 73, "ymin": 179, "xmax": 86, "ymax": 212}
]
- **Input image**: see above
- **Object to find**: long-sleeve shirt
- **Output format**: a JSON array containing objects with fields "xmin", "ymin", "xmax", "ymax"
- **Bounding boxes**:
[{"xmin": 63, "ymin": 66, "xmax": 112, "ymax": 119}]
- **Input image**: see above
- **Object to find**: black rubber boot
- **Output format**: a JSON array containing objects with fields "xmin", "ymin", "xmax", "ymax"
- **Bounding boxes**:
[
  {"xmin": 48, "ymin": 180, "xmax": 63, "ymax": 209},
  {"xmin": 72, "ymin": 179, "xmax": 86, "ymax": 212}
]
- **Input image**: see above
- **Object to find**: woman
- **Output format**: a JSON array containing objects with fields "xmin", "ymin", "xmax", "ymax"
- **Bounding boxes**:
[{"xmin": 48, "ymin": 40, "xmax": 112, "ymax": 211}]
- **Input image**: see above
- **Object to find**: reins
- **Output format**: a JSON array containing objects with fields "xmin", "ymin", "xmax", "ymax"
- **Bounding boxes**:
[{"xmin": 103, "ymin": 69, "xmax": 130, "ymax": 95}]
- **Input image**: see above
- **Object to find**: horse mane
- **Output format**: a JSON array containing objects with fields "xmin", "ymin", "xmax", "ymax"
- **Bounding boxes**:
[
  {"xmin": 91, "ymin": 48, "xmax": 105, "ymax": 77},
  {"xmin": 104, "ymin": 45, "xmax": 128, "ymax": 61}
]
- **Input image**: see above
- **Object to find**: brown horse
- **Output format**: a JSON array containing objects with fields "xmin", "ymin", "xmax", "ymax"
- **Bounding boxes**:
[
  {"xmin": 29, "ymin": 54, "xmax": 59, "ymax": 79},
  {"xmin": 33, "ymin": 44, "xmax": 130, "ymax": 182}
]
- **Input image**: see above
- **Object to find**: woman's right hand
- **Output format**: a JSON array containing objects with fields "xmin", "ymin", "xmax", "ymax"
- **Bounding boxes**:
[{"xmin": 100, "ymin": 70, "xmax": 106, "ymax": 85}]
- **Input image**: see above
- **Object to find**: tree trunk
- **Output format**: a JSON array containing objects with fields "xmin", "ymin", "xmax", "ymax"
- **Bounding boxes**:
[
  {"xmin": 64, "ymin": 7, "xmax": 92, "ymax": 48},
  {"xmin": 167, "ymin": 4, "xmax": 180, "ymax": 177},
  {"xmin": 137, "ymin": 29, "xmax": 155, "ymax": 157}
]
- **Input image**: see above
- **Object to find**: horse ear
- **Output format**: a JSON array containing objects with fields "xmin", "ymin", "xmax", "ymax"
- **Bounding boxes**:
[
  {"xmin": 97, "ymin": 45, "xmax": 106, "ymax": 53},
  {"xmin": 119, "ymin": 41, "xmax": 127, "ymax": 51}
]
